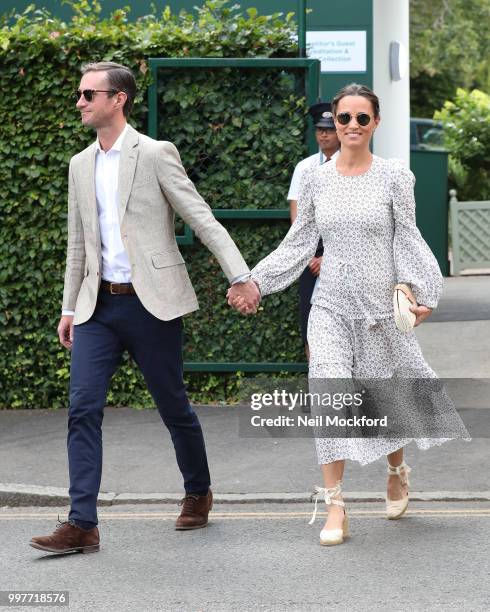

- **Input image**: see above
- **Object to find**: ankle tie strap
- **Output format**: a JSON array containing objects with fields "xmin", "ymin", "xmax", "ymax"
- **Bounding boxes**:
[
  {"xmin": 309, "ymin": 482, "xmax": 344, "ymax": 525},
  {"xmin": 387, "ymin": 462, "xmax": 411, "ymax": 487}
]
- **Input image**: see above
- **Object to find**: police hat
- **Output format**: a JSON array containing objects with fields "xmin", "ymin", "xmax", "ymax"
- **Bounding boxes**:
[{"xmin": 308, "ymin": 102, "xmax": 335, "ymax": 129}]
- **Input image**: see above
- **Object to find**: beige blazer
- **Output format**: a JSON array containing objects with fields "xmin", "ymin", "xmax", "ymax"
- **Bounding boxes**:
[{"xmin": 62, "ymin": 125, "xmax": 250, "ymax": 325}]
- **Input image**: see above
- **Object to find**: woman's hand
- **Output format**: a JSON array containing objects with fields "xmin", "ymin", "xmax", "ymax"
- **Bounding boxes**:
[
  {"xmin": 226, "ymin": 281, "xmax": 261, "ymax": 315},
  {"xmin": 395, "ymin": 283, "xmax": 432, "ymax": 326},
  {"xmin": 409, "ymin": 304, "xmax": 433, "ymax": 327}
]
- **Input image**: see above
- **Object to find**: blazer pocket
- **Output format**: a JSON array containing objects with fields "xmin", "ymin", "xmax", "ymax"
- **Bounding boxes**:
[
  {"xmin": 151, "ymin": 250, "xmax": 185, "ymax": 269},
  {"xmin": 132, "ymin": 175, "xmax": 154, "ymax": 191}
]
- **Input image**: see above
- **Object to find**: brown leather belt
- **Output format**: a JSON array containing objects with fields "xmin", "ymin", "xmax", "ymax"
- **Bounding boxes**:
[{"xmin": 100, "ymin": 280, "xmax": 136, "ymax": 295}]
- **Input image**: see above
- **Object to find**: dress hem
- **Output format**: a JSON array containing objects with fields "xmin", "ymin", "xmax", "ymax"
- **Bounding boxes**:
[{"xmin": 315, "ymin": 437, "xmax": 471, "ymax": 466}]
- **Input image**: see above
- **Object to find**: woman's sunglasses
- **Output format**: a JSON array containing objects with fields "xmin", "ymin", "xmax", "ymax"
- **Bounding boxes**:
[
  {"xmin": 336, "ymin": 112, "xmax": 372, "ymax": 127},
  {"xmin": 74, "ymin": 89, "xmax": 117, "ymax": 102}
]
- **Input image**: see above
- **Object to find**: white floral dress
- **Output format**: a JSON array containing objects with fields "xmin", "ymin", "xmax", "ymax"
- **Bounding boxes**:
[{"xmin": 251, "ymin": 155, "xmax": 469, "ymax": 465}]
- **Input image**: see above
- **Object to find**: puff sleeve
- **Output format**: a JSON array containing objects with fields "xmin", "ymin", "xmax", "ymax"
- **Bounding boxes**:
[
  {"xmin": 390, "ymin": 159, "xmax": 443, "ymax": 308},
  {"xmin": 251, "ymin": 166, "xmax": 320, "ymax": 296}
]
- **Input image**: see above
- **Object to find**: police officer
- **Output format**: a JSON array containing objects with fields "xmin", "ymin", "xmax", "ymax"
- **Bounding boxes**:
[{"xmin": 288, "ymin": 102, "xmax": 340, "ymax": 360}]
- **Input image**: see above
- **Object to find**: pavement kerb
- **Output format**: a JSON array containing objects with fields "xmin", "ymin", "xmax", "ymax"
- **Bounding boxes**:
[{"xmin": 2, "ymin": 484, "xmax": 490, "ymax": 507}]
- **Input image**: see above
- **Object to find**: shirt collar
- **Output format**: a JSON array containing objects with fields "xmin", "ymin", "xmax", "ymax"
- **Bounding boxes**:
[
  {"xmin": 95, "ymin": 123, "xmax": 129, "ymax": 153},
  {"xmin": 320, "ymin": 149, "xmax": 339, "ymax": 164}
]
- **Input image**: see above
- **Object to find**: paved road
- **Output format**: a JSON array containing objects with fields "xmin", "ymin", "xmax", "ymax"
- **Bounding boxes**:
[
  {"xmin": 2, "ymin": 502, "xmax": 489, "ymax": 611},
  {"xmin": 430, "ymin": 276, "xmax": 490, "ymax": 322},
  {"xmin": 1, "ymin": 406, "xmax": 487, "ymax": 501}
]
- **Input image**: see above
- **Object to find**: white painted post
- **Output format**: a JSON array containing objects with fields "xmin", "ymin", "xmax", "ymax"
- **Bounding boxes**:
[{"xmin": 372, "ymin": 0, "xmax": 410, "ymax": 166}]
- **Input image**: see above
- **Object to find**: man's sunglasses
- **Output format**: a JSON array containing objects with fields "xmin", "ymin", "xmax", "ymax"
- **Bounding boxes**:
[
  {"xmin": 75, "ymin": 89, "xmax": 117, "ymax": 102},
  {"xmin": 336, "ymin": 112, "xmax": 372, "ymax": 127}
]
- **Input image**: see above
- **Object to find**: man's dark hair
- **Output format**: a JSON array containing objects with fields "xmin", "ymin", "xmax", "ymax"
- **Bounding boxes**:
[{"xmin": 81, "ymin": 61, "xmax": 137, "ymax": 118}]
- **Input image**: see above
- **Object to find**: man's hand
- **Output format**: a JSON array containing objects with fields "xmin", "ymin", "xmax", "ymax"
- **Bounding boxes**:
[
  {"xmin": 410, "ymin": 304, "xmax": 433, "ymax": 327},
  {"xmin": 308, "ymin": 256, "xmax": 322, "ymax": 277},
  {"xmin": 226, "ymin": 280, "xmax": 261, "ymax": 315},
  {"xmin": 58, "ymin": 315, "xmax": 74, "ymax": 350}
]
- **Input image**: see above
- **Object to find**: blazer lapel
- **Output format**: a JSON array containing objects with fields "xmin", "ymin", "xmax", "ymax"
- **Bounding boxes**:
[
  {"xmin": 118, "ymin": 126, "xmax": 139, "ymax": 223},
  {"xmin": 83, "ymin": 144, "xmax": 100, "ymax": 246}
]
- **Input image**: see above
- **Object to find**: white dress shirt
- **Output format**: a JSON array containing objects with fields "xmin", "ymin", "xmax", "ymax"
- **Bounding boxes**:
[
  {"xmin": 96, "ymin": 123, "xmax": 131, "ymax": 283},
  {"xmin": 287, "ymin": 150, "xmax": 338, "ymax": 201},
  {"xmin": 62, "ymin": 124, "xmax": 129, "ymax": 316}
]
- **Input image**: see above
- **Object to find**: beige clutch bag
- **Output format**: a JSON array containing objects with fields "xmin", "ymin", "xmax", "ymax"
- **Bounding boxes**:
[{"xmin": 393, "ymin": 283, "xmax": 417, "ymax": 333}]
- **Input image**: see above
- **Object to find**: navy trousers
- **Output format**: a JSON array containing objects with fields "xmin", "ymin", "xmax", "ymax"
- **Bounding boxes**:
[{"xmin": 67, "ymin": 290, "xmax": 210, "ymax": 527}]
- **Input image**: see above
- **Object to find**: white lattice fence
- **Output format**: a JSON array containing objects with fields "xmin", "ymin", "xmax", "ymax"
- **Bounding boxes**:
[{"xmin": 450, "ymin": 189, "xmax": 490, "ymax": 275}]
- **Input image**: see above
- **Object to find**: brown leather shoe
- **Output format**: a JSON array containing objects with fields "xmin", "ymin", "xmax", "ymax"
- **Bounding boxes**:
[
  {"xmin": 175, "ymin": 489, "xmax": 213, "ymax": 530},
  {"xmin": 30, "ymin": 520, "xmax": 100, "ymax": 554}
]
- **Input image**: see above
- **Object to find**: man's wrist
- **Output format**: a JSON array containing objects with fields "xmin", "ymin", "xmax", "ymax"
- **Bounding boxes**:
[
  {"xmin": 62, "ymin": 310, "xmax": 75, "ymax": 317},
  {"xmin": 231, "ymin": 273, "xmax": 252, "ymax": 285}
]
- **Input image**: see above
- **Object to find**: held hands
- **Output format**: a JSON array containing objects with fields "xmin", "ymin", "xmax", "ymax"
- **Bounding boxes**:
[
  {"xmin": 57, "ymin": 315, "xmax": 74, "ymax": 349},
  {"xmin": 308, "ymin": 256, "xmax": 322, "ymax": 277},
  {"xmin": 227, "ymin": 280, "xmax": 261, "ymax": 315}
]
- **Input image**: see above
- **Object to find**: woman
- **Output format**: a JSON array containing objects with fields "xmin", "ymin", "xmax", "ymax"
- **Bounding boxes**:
[{"xmin": 229, "ymin": 84, "xmax": 469, "ymax": 546}]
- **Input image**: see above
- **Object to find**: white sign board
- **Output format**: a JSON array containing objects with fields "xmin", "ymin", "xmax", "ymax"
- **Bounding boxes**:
[{"xmin": 306, "ymin": 31, "xmax": 367, "ymax": 73}]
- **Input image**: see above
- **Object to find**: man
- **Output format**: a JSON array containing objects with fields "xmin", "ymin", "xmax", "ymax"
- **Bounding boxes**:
[
  {"xmin": 288, "ymin": 102, "xmax": 340, "ymax": 360},
  {"xmin": 30, "ymin": 61, "xmax": 259, "ymax": 554}
]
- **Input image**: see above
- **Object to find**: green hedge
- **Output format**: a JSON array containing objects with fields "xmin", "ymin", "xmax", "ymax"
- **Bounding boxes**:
[
  {"xmin": 434, "ymin": 88, "xmax": 490, "ymax": 201},
  {"xmin": 0, "ymin": 0, "xmax": 309, "ymax": 408}
]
